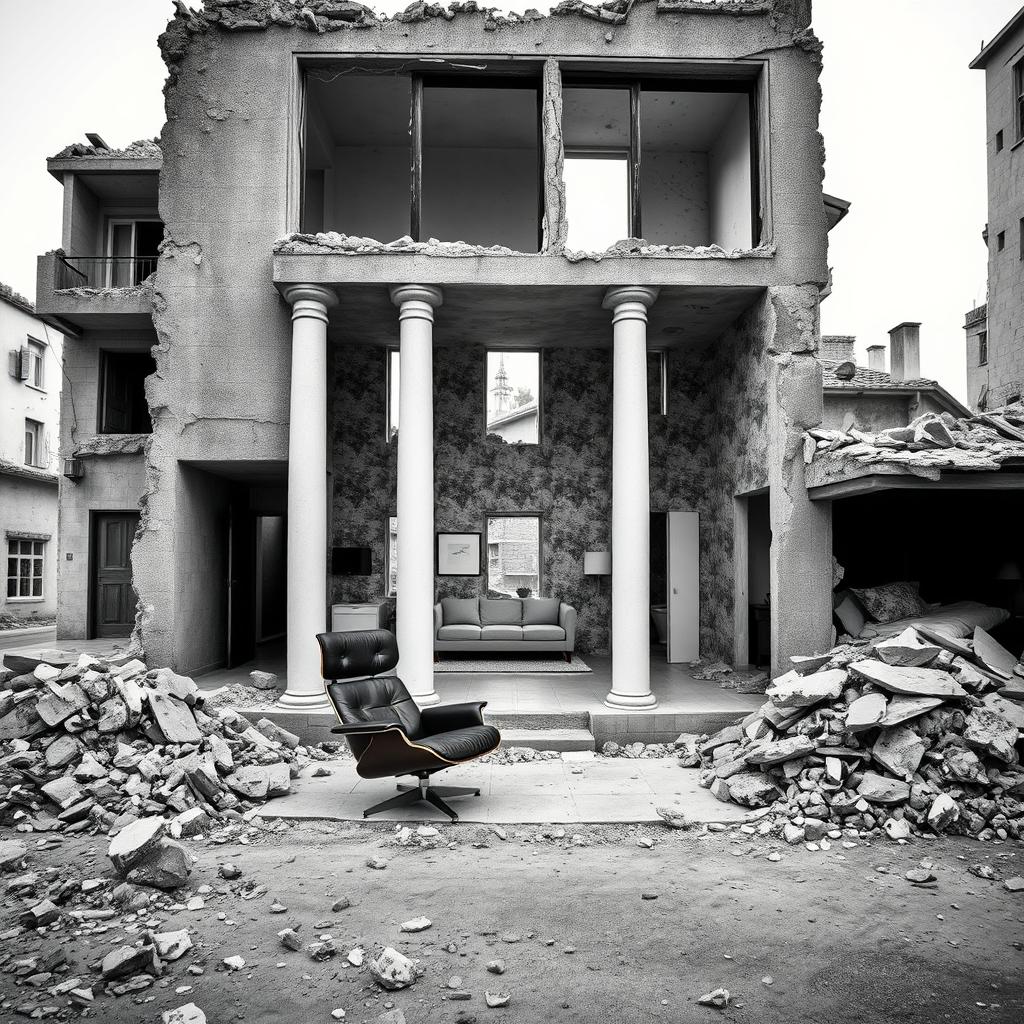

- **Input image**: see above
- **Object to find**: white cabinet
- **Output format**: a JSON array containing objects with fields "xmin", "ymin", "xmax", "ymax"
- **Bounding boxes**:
[{"xmin": 331, "ymin": 602, "xmax": 388, "ymax": 632}]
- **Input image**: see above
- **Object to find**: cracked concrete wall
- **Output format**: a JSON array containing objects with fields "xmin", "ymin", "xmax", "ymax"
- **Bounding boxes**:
[
  {"xmin": 766, "ymin": 284, "xmax": 832, "ymax": 676},
  {"xmin": 55, "ymin": 330, "xmax": 154, "ymax": 641},
  {"xmin": 541, "ymin": 57, "xmax": 567, "ymax": 255}
]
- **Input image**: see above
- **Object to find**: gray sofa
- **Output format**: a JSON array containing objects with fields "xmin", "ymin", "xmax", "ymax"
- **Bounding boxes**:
[{"xmin": 434, "ymin": 596, "xmax": 577, "ymax": 660}]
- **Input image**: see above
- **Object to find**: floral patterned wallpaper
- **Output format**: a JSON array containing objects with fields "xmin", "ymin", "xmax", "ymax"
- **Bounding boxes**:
[{"xmin": 329, "ymin": 306, "xmax": 769, "ymax": 660}]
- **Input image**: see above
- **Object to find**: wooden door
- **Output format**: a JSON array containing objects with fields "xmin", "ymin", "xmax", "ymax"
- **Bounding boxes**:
[{"xmin": 92, "ymin": 512, "xmax": 139, "ymax": 638}]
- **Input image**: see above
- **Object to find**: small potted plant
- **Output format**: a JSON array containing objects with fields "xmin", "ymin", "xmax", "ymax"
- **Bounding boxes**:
[{"xmin": 516, "ymin": 587, "xmax": 532, "ymax": 599}]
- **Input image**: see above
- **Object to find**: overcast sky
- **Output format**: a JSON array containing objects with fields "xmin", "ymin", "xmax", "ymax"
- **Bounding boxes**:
[{"xmin": 0, "ymin": 0, "xmax": 1019, "ymax": 402}]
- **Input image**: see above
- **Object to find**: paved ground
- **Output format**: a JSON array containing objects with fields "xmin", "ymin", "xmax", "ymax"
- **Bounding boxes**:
[
  {"xmin": 267, "ymin": 756, "xmax": 749, "ymax": 825},
  {"xmin": 1, "ymin": 822, "xmax": 1022, "ymax": 1023}
]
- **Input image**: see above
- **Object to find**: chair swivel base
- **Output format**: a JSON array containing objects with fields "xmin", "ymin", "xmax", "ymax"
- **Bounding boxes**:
[{"xmin": 362, "ymin": 775, "xmax": 481, "ymax": 822}]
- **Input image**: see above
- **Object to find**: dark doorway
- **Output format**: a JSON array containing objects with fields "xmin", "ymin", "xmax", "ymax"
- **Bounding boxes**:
[
  {"xmin": 227, "ymin": 487, "xmax": 256, "ymax": 669},
  {"xmin": 91, "ymin": 512, "xmax": 140, "ymax": 638}
]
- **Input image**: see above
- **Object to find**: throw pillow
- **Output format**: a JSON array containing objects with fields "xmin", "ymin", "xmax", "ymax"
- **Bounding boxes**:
[
  {"xmin": 833, "ymin": 591, "xmax": 866, "ymax": 638},
  {"xmin": 850, "ymin": 582, "xmax": 927, "ymax": 624},
  {"xmin": 522, "ymin": 597, "xmax": 561, "ymax": 626},
  {"xmin": 479, "ymin": 597, "xmax": 523, "ymax": 625},
  {"xmin": 441, "ymin": 597, "xmax": 481, "ymax": 626}
]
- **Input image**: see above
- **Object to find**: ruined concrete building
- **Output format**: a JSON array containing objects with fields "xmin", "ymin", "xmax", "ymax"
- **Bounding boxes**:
[
  {"xmin": 36, "ymin": 0, "xmax": 843, "ymax": 709},
  {"xmin": 968, "ymin": 6, "xmax": 1024, "ymax": 412}
]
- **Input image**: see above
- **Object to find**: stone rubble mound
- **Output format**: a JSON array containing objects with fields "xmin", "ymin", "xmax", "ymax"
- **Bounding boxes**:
[
  {"xmin": 697, "ymin": 625, "xmax": 1024, "ymax": 842},
  {"xmin": 0, "ymin": 650, "xmax": 321, "ymax": 865},
  {"xmin": 805, "ymin": 402, "xmax": 1024, "ymax": 475}
]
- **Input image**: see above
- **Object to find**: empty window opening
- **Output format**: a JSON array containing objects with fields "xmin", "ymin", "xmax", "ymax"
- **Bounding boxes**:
[
  {"xmin": 562, "ymin": 80, "xmax": 755, "ymax": 251},
  {"xmin": 486, "ymin": 351, "xmax": 540, "ymax": 444},
  {"xmin": 996, "ymin": 129, "xmax": 1004, "ymax": 152},
  {"xmin": 998, "ymin": 230, "xmax": 1006, "ymax": 251},
  {"xmin": 27, "ymin": 339, "xmax": 45, "ymax": 390},
  {"xmin": 1019, "ymin": 217, "xmax": 1024, "ymax": 260},
  {"xmin": 302, "ymin": 70, "xmax": 541, "ymax": 251},
  {"xmin": 648, "ymin": 350, "xmax": 668, "ymax": 416},
  {"xmin": 485, "ymin": 515, "xmax": 540, "ymax": 598},
  {"xmin": 386, "ymin": 516, "xmax": 398, "ymax": 597},
  {"xmin": 1016, "ymin": 58, "xmax": 1024, "ymax": 141},
  {"xmin": 386, "ymin": 349, "xmax": 400, "ymax": 440},
  {"xmin": 107, "ymin": 220, "xmax": 161, "ymax": 286},
  {"xmin": 24, "ymin": 418, "xmax": 43, "ymax": 468},
  {"xmin": 99, "ymin": 351, "xmax": 155, "ymax": 433},
  {"xmin": 979, "ymin": 331, "xmax": 988, "ymax": 366},
  {"xmin": 7, "ymin": 538, "xmax": 44, "ymax": 600}
]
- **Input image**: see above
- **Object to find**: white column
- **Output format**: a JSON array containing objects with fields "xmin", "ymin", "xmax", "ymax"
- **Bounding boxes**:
[
  {"xmin": 390, "ymin": 284, "xmax": 443, "ymax": 706},
  {"xmin": 277, "ymin": 284, "xmax": 337, "ymax": 710},
  {"xmin": 604, "ymin": 285, "xmax": 659, "ymax": 710}
]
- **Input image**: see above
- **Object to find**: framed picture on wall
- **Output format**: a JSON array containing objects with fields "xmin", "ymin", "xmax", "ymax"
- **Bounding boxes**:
[{"xmin": 436, "ymin": 532, "xmax": 482, "ymax": 576}]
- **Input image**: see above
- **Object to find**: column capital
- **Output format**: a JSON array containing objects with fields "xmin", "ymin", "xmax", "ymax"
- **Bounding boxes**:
[
  {"xmin": 602, "ymin": 286, "xmax": 660, "ymax": 324},
  {"xmin": 283, "ymin": 284, "xmax": 338, "ymax": 324},
  {"xmin": 390, "ymin": 284, "xmax": 444, "ymax": 322}
]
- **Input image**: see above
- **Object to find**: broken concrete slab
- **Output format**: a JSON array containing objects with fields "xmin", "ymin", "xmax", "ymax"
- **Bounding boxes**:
[
  {"xmin": 765, "ymin": 669, "xmax": 847, "ymax": 708},
  {"xmin": 126, "ymin": 839, "xmax": 192, "ymax": 889},
  {"xmin": 857, "ymin": 772, "xmax": 911, "ymax": 805},
  {"xmin": 149, "ymin": 693, "xmax": 202, "ymax": 744},
  {"xmin": 850, "ymin": 660, "xmax": 966, "ymax": 699},
  {"xmin": 845, "ymin": 692, "xmax": 888, "ymax": 732},
  {"xmin": 962, "ymin": 707, "xmax": 1019, "ymax": 764},
  {"xmin": 745, "ymin": 735, "xmax": 816, "ymax": 767},
  {"xmin": 874, "ymin": 627, "xmax": 940, "ymax": 668},
  {"xmin": 370, "ymin": 947, "xmax": 417, "ymax": 990},
  {"xmin": 0, "ymin": 699, "xmax": 46, "ymax": 740},
  {"xmin": 724, "ymin": 771, "xmax": 781, "ymax": 808},
  {"xmin": 877, "ymin": 695, "xmax": 943, "ymax": 728},
  {"xmin": 973, "ymin": 627, "xmax": 1017, "ymax": 680},
  {"xmin": 871, "ymin": 725, "xmax": 926, "ymax": 778},
  {"xmin": 982, "ymin": 692, "xmax": 1024, "ymax": 730},
  {"xmin": 108, "ymin": 817, "xmax": 166, "ymax": 874}
]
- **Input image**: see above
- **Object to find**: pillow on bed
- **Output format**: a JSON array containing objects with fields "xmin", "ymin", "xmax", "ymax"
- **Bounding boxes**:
[
  {"xmin": 851, "ymin": 582, "xmax": 927, "ymax": 624},
  {"xmin": 833, "ymin": 591, "xmax": 867, "ymax": 638}
]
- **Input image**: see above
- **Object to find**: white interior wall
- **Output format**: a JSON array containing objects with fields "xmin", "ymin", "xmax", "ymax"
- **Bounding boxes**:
[
  {"xmin": 640, "ymin": 151, "xmax": 710, "ymax": 245},
  {"xmin": 328, "ymin": 146, "xmax": 410, "ymax": 242},
  {"xmin": 708, "ymin": 96, "xmax": 752, "ymax": 250}
]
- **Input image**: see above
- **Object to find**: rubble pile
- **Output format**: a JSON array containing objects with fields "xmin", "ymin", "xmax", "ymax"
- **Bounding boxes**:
[
  {"xmin": 0, "ymin": 651, "xmax": 316, "ymax": 854},
  {"xmin": 697, "ymin": 625, "xmax": 1024, "ymax": 842},
  {"xmin": 805, "ymin": 403, "xmax": 1024, "ymax": 477}
]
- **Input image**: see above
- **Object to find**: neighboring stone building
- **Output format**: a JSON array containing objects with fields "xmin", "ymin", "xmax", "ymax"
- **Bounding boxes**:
[
  {"xmin": 819, "ymin": 327, "xmax": 969, "ymax": 432},
  {"xmin": 0, "ymin": 283, "xmax": 63, "ymax": 624},
  {"xmin": 969, "ymin": 9, "xmax": 1024, "ymax": 411},
  {"xmin": 36, "ymin": 0, "xmax": 840, "ymax": 708}
]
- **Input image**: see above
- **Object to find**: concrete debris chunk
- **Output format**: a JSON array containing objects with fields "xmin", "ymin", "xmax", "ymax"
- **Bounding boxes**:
[
  {"xmin": 765, "ymin": 669, "xmax": 846, "ymax": 708},
  {"xmin": 845, "ymin": 692, "xmax": 888, "ymax": 732},
  {"xmin": 871, "ymin": 725, "xmax": 926, "ymax": 778},
  {"xmin": 153, "ymin": 929, "xmax": 193, "ymax": 961},
  {"xmin": 874, "ymin": 628, "xmax": 941, "ymax": 668},
  {"xmin": 162, "ymin": 1004, "xmax": 207, "ymax": 1024},
  {"xmin": 697, "ymin": 988, "xmax": 730, "ymax": 1008},
  {"xmin": 369, "ymin": 947, "xmax": 417, "ymax": 990},
  {"xmin": 656, "ymin": 805, "xmax": 690, "ymax": 829},
  {"xmin": 249, "ymin": 670, "xmax": 279, "ymax": 690},
  {"xmin": 963, "ymin": 707, "xmax": 1019, "ymax": 764},
  {"xmin": 850, "ymin": 660, "xmax": 967, "ymax": 698},
  {"xmin": 126, "ymin": 839, "xmax": 193, "ymax": 889},
  {"xmin": 399, "ymin": 916, "xmax": 432, "ymax": 932},
  {"xmin": 108, "ymin": 816, "xmax": 166, "ymax": 874}
]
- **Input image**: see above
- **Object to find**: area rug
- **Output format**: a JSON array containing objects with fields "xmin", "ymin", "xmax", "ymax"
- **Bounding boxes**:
[{"xmin": 434, "ymin": 657, "xmax": 592, "ymax": 674}]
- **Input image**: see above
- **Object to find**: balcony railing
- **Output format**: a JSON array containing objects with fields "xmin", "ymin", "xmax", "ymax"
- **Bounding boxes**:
[{"xmin": 55, "ymin": 255, "xmax": 157, "ymax": 290}]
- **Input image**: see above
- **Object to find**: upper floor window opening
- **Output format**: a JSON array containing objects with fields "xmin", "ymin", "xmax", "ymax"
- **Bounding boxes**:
[
  {"xmin": 978, "ymin": 331, "xmax": 988, "ymax": 366},
  {"xmin": 24, "ymin": 418, "xmax": 44, "ymax": 468},
  {"xmin": 561, "ymin": 77, "xmax": 757, "ymax": 252},
  {"xmin": 301, "ymin": 68, "xmax": 542, "ymax": 252},
  {"xmin": 106, "ymin": 219, "xmax": 162, "ymax": 287},
  {"xmin": 27, "ymin": 339, "xmax": 46, "ymax": 390},
  {"xmin": 99, "ymin": 350, "xmax": 155, "ymax": 434},
  {"xmin": 1015, "ymin": 57, "xmax": 1024, "ymax": 142}
]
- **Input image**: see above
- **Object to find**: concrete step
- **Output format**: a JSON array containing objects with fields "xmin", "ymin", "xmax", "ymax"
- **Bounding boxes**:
[
  {"xmin": 498, "ymin": 727, "xmax": 596, "ymax": 752},
  {"xmin": 484, "ymin": 711, "xmax": 590, "ymax": 731}
]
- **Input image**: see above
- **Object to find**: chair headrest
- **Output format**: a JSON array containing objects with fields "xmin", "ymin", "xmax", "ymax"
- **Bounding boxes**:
[{"xmin": 317, "ymin": 629, "xmax": 399, "ymax": 680}]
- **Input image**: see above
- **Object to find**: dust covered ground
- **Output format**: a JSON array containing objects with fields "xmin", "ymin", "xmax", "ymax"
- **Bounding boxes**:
[{"xmin": 1, "ymin": 820, "xmax": 1023, "ymax": 1023}]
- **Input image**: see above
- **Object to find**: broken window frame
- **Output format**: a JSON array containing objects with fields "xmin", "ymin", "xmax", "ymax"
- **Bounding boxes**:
[
  {"xmin": 560, "ymin": 74, "xmax": 762, "ymax": 248},
  {"xmin": 412, "ymin": 73, "xmax": 545, "ymax": 251}
]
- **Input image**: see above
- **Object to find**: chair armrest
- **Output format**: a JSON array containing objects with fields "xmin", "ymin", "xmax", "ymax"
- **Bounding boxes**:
[
  {"xmin": 330, "ymin": 722, "xmax": 406, "ymax": 736},
  {"xmin": 434, "ymin": 603, "xmax": 442, "ymax": 638},
  {"xmin": 420, "ymin": 701, "xmax": 489, "ymax": 733},
  {"xmin": 559, "ymin": 603, "xmax": 577, "ymax": 649}
]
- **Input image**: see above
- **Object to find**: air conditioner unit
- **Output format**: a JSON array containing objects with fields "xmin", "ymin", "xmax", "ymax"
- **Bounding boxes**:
[{"xmin": 63, "ymin": 458, "xmax": 85, "ymax": 480}]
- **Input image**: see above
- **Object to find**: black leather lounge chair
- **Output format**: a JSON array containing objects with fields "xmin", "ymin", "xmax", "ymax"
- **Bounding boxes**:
[{"xmin": 317, "ymin": 628, "xmax": 501, "ymax": 821}]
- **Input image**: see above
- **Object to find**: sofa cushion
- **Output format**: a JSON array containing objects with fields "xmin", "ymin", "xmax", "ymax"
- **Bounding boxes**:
[
  {"xmin": 522, "ymin": 624, "xmax": 566, "ymax": 642},
  {"xmin": 522, "ymin": 598, "xmax": 560, "ymax": 626},
  {"xmin": 480, "ymin": 624, "xmax": 524, "ymax": 641},
  {"xmin": 441, "ymin": 597, "xmax": 481, "ymax": 626},
  {"xmin": 480, "ymin": 598, "xmax": 523, "ymax": 625},
  {"xmin": 437, "ymin": 624, "xmax": 482, "ymax": 641}
]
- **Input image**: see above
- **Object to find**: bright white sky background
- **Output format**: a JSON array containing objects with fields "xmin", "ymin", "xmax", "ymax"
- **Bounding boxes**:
[{"xmin": 0, "ymin": 0, "xmax": 1020, "ymax": 402}]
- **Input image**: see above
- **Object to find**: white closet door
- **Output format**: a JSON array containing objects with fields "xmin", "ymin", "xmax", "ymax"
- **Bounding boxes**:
[{"xmin": 666, "ymin": 510, "xmax": 699, "ymax": 663}]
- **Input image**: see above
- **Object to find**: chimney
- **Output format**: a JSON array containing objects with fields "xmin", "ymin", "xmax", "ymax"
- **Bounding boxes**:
[
  {"xmin": 888, "ymin": 322, "xmax": 921, "ymax": 382},
  {"xmin": 820, "ymin": 335, "xmax": 856, "ymax": 363},
  {"xmin": 866, "ymin": 345, "xmax": 886, "ymax": 372}
]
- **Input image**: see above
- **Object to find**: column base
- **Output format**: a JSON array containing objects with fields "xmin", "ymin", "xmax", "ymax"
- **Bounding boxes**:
[
  {"xmin": 603, "ymin": 690, "xmax": 659, "ymax": 710},
  {"xmin": 412, "ymin": 690, "xmax": 441, "ymax": 707},
  {"xmin": 274, "ymin": 689, "xmax": 331, "ymax": 712}
]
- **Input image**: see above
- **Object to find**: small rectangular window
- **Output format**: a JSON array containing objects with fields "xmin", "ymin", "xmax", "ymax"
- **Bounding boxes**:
[
  {"xmin": 979, "ymin": 331, "xmax": 988, "ymax": 366},
  {"xmin": 27, "ymin": 339, "xmax": 45, "ymax": 390},
  {"xmin": 24, "ymin": 418, "xmax": 43, "ymax": 467},
  {"xmin": 1019, "ymin": 217, "xmax": 1024, "ymax": 260},
  {"xmin": 485, "ymin": 351, "xmax": 540, "ymax": 444},
  {"xmin": 998, "ymin": 230, "xmax": 1006, "ymax": 251},
  {"xmin": 996, "ymin": 129, "xmax": 1004, "ymax": 152},
  {"xmin": 647, "ymin": 351, "xmax": 668, "ymax": 416},
  {"xmin": 485, "ymin": 515, "xmax": 541, "ymax": 598},
  {"xmin": 99, "ymin": 351, "xmax": 155, "ymax": 433},
  {"xmin": 7, "ymin": 537, "xmax": 45, "ymax": 599},
  {"xmin": 386, "ymin": 515, "xmax": 398, "ymax": 597},
  {"xmin": 386, "ymin": 349, "xmax": 399, "ymax": 441},
  {"xmin": 1016, "ymin": 59, "xmax": 1024, "ymax": 141}
]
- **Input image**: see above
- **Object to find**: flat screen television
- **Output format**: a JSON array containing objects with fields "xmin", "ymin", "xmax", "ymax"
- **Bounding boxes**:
[{"xmin": 331, "ymin": 546, "xmax": 372, "ymax": 576}]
